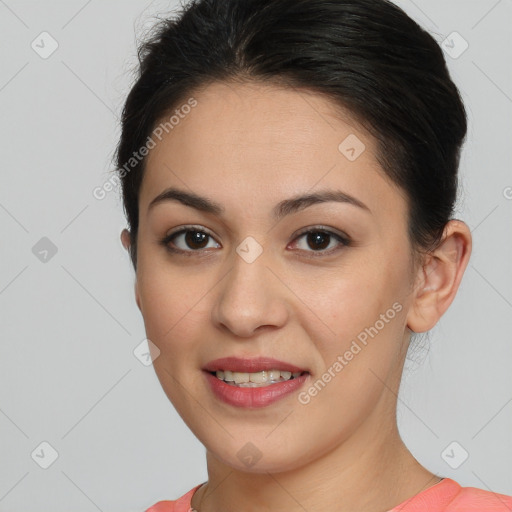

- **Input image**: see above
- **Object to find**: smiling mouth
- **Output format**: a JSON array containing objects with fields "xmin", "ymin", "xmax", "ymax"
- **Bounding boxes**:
[{"xmin": 207, "ymin": 369, "xmax": 309, "ymax": 387}]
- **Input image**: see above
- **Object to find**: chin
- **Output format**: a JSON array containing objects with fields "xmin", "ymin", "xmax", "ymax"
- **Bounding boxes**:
[{"xmin": 204, "ymin": 434, "xmax": 321, "ymax": 475}]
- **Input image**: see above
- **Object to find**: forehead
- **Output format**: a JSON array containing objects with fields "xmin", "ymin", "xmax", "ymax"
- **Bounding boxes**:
[{"xmin": 140, "ymin": 80, "xmax": 404, "ymax": 222}]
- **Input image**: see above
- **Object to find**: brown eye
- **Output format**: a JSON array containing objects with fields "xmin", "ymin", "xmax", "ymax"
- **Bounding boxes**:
[
  {"xmin": 161, "ymin": 227, "xmax": 221, "ymax": 254},
  {"xmin": 182, "ymin": 230, "xmax": 209, "ymax": 249},
  {"xmin": 305, "ymin": 231, "xmax": 331, "ymax": 250},
  {"xmin": 290, "ymin": 228, "xmax": 350, "ymax": 257}
]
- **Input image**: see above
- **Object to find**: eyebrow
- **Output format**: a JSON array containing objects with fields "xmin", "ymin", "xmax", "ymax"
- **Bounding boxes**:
[{"xmin": 147, "ymin": 186, "xmax": 371, "ymax": 219}]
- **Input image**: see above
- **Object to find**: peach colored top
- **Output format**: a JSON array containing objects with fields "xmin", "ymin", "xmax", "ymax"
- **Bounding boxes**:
[{"xmin": 145, "ymin": 478, "xmax": 512, "ymax": 512}]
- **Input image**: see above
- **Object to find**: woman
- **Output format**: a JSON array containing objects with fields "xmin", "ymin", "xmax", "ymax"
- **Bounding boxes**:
[{"xmin": 114, "ymin": 0, "xmax": 512, "ymax": 510}]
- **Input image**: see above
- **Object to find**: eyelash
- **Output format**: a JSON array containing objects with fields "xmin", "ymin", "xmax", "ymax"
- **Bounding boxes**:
[{"xmin": 159, "ymin": 225, "xmax": 351, "ymax": 258}]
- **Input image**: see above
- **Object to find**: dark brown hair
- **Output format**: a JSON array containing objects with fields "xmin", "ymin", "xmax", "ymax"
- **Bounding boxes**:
[{"xmin": 113, "ymin": 0, "xmax": 467, "ymax": 272}]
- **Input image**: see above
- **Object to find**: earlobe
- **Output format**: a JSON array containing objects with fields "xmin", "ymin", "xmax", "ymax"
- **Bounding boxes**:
[
  {"xmin": 120, "ymin": 228, "xmax": 142, "ymax": 312},
  {"xmin": 135, "ymin": 280, "xmax": 142, "ymax": 312},
  {"xmin": 121, "ymin": 228, "xmax": 131, "ymax": 251},
  {"xmin": 406, "ymin": 220, "xmax": 472, "ymax": 333}
]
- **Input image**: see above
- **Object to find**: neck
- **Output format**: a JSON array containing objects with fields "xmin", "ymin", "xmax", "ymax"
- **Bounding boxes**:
[{"xmin": 191, "ymin": 409, "xmax": 440, "ymax": 512}]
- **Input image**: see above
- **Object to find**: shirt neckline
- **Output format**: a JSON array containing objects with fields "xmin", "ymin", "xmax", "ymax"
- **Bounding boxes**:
[
  {"xmin": 179, "ymin": 477, "xmax": 460, "ymax": 512},
  {"xmin": 386, "ymin": 477, "xmax": 461, "ymax": 511}
]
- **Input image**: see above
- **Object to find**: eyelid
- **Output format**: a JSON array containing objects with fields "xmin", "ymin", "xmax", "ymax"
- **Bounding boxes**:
[
  {"xmin": 165, "ymin": 224, "xmax": 350, "ymax": 241},
  {"xmin": 292, "ymin": 224, "xmax": 350, "ymax": 243},
  {"xmin": 166, "ymin": 224, "xmax": 216, "ymax": 238}
]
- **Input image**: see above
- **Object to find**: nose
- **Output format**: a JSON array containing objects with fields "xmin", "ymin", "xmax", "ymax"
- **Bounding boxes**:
[{"xmin": 211, "ymin": 248, "xmax": 290, "ymax": 338}]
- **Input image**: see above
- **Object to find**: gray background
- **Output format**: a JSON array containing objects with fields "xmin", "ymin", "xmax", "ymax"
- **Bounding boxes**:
[{"xmin": 0, "ymin": 0, "xmax": 511, "ymax": 510}]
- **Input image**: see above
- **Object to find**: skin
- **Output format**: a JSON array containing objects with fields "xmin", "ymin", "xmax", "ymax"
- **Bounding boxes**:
[{"xmin": 121, "ymin": 80, "xmax": 472, "ymax": 512}]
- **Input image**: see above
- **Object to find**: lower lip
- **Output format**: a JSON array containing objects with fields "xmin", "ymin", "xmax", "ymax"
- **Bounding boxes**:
[{"xmin": 203, "ymin": 371, "xmax": 309, "ymax": 408}]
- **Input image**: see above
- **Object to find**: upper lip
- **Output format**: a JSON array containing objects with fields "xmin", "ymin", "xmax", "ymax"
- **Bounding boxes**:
[{"xmin": 203, "ymin": 357, "xmax": 309, "ymax": 374}]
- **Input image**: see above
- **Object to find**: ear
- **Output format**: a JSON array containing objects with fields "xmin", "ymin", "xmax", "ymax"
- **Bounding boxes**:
[
  {"xmin": 120, "ymin": 228, "xmax": 131, "ymax": 251},
  {"xmin": 120, "ymin": 228, "xmax": 142, "ymax": 312},
  {"xmin": 407, "ymin": 220, "xmax": 472, "ymax": 333}
]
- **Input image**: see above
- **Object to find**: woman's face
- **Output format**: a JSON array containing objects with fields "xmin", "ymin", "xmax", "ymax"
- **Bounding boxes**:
[{"xmin": 129, "ymin": 80, "xmax": 420, "ymax": 472}]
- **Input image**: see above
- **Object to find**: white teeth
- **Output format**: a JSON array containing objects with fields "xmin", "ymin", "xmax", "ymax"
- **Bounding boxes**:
[
  {"xmin": 267, "ymin": 370, "xmax": 281, "ymax": 382},
  {"xmin": 233, "ymin": 372, "xmax": 250, "ymax": 384},
  {"xmin": 214, "ymin": 369, "xmax": 302, "ymax": 387}
]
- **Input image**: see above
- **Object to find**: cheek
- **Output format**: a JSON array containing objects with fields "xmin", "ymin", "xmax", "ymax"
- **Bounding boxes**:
[
  {"xmin": 292, "ymin": 271, "xmax": 408, "ymax": 433},
  {"xmin": 292, "ymin": 249, "xmax": 410, "ymax": 382},
  {"xmin": 137, "ymin": 268, "xmax": 209, "ymax": 411},
  {"xmin": 136, "ymin": 259, "xmax": 209, "ymax": 354},
  {"xmin": 293, "ymin": 256, "xmax": 406, "ymax": 340}
]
